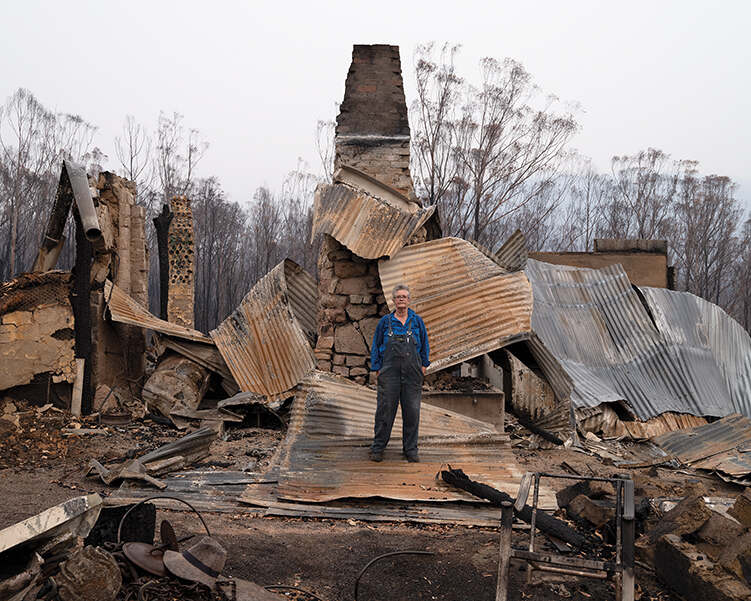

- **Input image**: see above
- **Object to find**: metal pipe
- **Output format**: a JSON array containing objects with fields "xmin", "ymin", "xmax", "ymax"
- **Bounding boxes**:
[{"xmin": 64, "ymin": 160, "xmax": 101, "ymax": 242}]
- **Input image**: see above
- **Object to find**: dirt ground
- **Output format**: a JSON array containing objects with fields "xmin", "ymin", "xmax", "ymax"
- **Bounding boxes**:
[{"xmin": 1, "ymin": 399, "xmax": 735, "ymax": 601}]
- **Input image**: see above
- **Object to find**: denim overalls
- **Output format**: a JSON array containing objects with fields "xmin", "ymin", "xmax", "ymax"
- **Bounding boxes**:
[{"xmin": 371, "ymin": 312, "xmax": 423, "ymax": 456}]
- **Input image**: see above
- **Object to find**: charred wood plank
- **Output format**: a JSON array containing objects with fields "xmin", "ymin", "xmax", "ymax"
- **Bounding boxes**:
[{"xmin": 440, "ymin": 467, "xmax": 590, "ymax": 549}]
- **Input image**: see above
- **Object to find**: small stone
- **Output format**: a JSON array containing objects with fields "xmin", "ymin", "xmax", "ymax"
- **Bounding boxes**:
[
  {"xmin": 729, "ymin": 489, "xmax": 751, "ymax": 528},
  {"xmin": 347, "ymin": 304, "xmax": 377, "ymax": 321},
  {"xmin": 346, "ymin": 355, "xmax": 367, "ymax": 367},
  {"xmin": 333, "ymin": 354, "xmax": 346, "ymax": 365},
  {"xmin": 316, "ymin": 360, "xmax": 332, "ymax": 371},
  {"xmin": 332, "ymin": 365, "xmax": 349, "ymax": 376},
  {"xmin": 334, "ymin": 324, "xmax": 367, "ymax": 355},
  {"xmin": 334, "ymin": 261, "xmax": 368, "ymax": 278},
  {"xmin": 336, "ymin": 277, "xmax": 370, "ymax": 296},
  {"xmin": 320, "ymin": 294, "xmax": 347, "ymax": 309},
  {"xmin": 317, "ymin": 336, "xmax": 334, "ymax": 350},
  {"xmin": 350, "ymin": 367, "xmax": 368, "ymax": 376}
]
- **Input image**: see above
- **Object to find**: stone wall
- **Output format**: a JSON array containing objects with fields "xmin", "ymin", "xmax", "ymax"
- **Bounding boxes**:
[
  {"xmin": 92, "ymin": 172, "xmax": 149, "ymax": 390},
  {"xmin": 315, "ymin": 236, "xmax": 389, "ymax": 384},
  {"xmin": 167, "ymin": 195, "xmax": 195, "ymax": 328},
  {"xmin": 335, "ymin": 44, "xmax": 416, "ymax": 200}
]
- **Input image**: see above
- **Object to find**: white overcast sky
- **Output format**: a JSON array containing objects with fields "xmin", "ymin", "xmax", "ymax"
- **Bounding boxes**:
[{"xmin": 1, "ymin": 0, "xmax": 749, "ymax": 207}]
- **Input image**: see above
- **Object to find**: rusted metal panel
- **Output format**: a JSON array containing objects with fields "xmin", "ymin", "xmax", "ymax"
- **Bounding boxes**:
[
  {"xmin": 652, "ymin": 414, "xmax": 751, "ymax": 465},
  {"xmin": 104, "ymin": 279, "xmax": 211, "ymax": 343},
  {"xmin": 241, "ymin": 371, "xmax": 557, "ymax": 508},
  {"xmin": 495, "ymin": 229, "xmax": 528, "ymax": 272},
  {"xmin": 311, "ymin": 181, "xmax": 434, "ymax": 260},
  {"xmin": 526, "ymin": 259, "xmax": 751, "ymax": 422},
  {"xmin": 576, "ymin": 405, "xmax": 707, "ymax": 440},
  {"xmin": 378, "ymin": 237, "xmax": 533, "ymax": 373},
  {"xmin": 210, "ymin": 260, "xmax": 317, "ymax": 399}
]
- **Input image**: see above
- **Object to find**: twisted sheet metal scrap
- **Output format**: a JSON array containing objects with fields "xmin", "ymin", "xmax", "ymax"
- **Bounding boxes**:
[
  {"xmin": 311, "ymin": 181, "xmax": 434, "ymax": 260},
  {"xmin": 525, "ymin": 259, "xmax": 751, "ymax": 421},
  {"xmin": 210, "ymin": 259, "xmax": 317, "ymax": 400},
  {"xmin": 241, "ymin": 371, "xmax": 557, "ymax": 509}
]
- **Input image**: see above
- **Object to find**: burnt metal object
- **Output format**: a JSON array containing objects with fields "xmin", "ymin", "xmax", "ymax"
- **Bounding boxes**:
[
  {"xmin": 494, "ymin": 472, "xmax": 635, "ymax": 601},
  {"xmin": 104, "ymin": 279, "xmax": 212, "ymax": 343},
  {"xmin": 210, "ymin": 259, "xmax": 317, "ymax": 400},
  {"xmin": 56, "ymin": 545, "xmax": 121, "ymax": 601},
  {"xmin": 241, "ymin": 372, "xmax": 557, "ymax": 507},
  {"xmin": 353, "ymin": 550, "xmax": 435, "ymax": 601}
]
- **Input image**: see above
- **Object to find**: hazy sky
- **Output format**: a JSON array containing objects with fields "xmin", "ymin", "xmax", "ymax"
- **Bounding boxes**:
[{"xmin": 1, "ymin": 1, "xmax": 749, "ymax": 207}]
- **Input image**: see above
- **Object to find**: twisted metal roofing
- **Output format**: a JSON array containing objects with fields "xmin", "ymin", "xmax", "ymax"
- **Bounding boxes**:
[
  {"xmin": 210, "ymin": 260, "xmax": 317, "ymax": 399},
  {"xmin": 311, "ymin": 182, "xmax": 434, "ymax": 259},
  {"xmin": 379, "ymin": 237, "xmax": 533, "ymax": 373},
  {"xmin": 241, "ymin": 371, "xmax": 557, "ymax": 507},
  {"xmin": 525, "ymin": 259, "xmax": 751, "ymax": 421},
  {"xmin": 104, "ymin": 279, "xmax": 212, "ymax": 343}
]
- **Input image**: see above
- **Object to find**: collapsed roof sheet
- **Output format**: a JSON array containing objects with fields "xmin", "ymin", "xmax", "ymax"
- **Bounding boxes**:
[
  {"xmin": 652, "ymin": 414, "xmax": 751, "ymax": 484},
  {"xmin": 210, "ymin": 259, "xmax": 317, "ymax": 399},
  {"xmin": 639, "ymin": 286, "xmax": 751, "ymax": 417},
  {"xmin": 312, "ymin": 182, "xmax": 434, "ymax": 260},
  {"xmin": 494, "ymin": 229, "xmax": 528, "ymax": 272},
  {"xmin": 104, "ymin": 280, "xmax": 211, "ymax": 343},
  {"xmin": 526, "ymin": 259, "xmax": 751, "ymax": 421},
  {"xmin": 378, "ymin": 237, "xmax": 533, "ymax": 372},
  {"xmin": 241, "ymin": 371, "xmax": 557, "ymax": 507}
]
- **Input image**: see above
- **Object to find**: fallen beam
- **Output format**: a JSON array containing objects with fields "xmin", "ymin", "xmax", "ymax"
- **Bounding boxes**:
[{"xmin": 440, "ymin": 467, "xmax": 589, "ymax": 549}]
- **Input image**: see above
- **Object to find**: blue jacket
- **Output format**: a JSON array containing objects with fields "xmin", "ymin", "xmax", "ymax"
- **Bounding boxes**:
[{"xmin": 370, "ymin": 309, "xmax": 430, "ymax": 371}]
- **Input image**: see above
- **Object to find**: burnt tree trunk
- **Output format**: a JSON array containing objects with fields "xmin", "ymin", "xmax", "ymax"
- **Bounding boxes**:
[
  {"xmin": 71, "ymin": 209, "xmax": 93, "ymax": 415},
  {"xmin": 153, "ymin": 204, "xmax": 173, "ymax": 321}
]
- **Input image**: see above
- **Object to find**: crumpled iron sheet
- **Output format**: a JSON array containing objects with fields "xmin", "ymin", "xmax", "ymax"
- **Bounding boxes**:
[
  {"xmin": 576, "ymin": 405, "xmax": 707, "ymax": 440},
  {"xmin": 379, "ymin": 237, "xmax": 533, "ymax": 373},
  {"xmin": 652, "ymin": 413, "xmax": 751, "ymax": 464},
  {"xmin": 210, "ymin": 259, "xmax": 317, "ymax": 399},
  {"xmin": 525, "ymin": 259, "xmax": 751, "ymax": 421},
  {"xmin": 639, "ymin": 286, "xmax": 751, "ymax": 418},
  {"xmin": 312, "ymin": 182, "xmax": 434, "ymax": 259},
  {"xmin": 495, "ymin": 229, "xmax": 528, "ymax": 272},
  {"xmin": 241, "ymin": 371, "xmax": 557, "ymax": 508},
  {"xmin": 104, "ymin": 279, "xmax": 211, "ymax": 343}
]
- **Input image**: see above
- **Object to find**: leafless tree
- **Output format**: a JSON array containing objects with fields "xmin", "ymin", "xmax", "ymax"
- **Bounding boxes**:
[
  {"xmin": 315, "ymin": 119, "xmax": 335, "ymax": 182},
  {"xmin": 411, "ymin": 43, "xmax": 462, "ymax": 205},
  {"xmin": 115, "ymin": 115, "xmax": 152, "ymax": 199},
  {"xmin": 154, "ymin": 111, "xmax": 207, "ymax": 203},
  {"xmin": 409, "ymin": 48, "xmax": 578, "ymax": 247},
  {"xmin": 610, "ymin": 148, "xmax": 682, "ymax": 240}
]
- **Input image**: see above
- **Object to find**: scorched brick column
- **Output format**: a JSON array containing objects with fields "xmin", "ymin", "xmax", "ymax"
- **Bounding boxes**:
[
  {"xmin": 167, "ymin": 195, "xmax": 195, "ymax": 328},
  {"xmin": 315, "ymin": 44, "xmax": 420, "ymax": 384}
]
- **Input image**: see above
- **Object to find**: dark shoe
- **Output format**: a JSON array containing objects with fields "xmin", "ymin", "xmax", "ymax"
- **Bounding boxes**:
[
  {"xmin": 406, "ymin": 453, "xmax": 419, "ymax": 463},
  {"xmin": 369, "ymin": 451, "xmax": 383, "ymax": 462}
]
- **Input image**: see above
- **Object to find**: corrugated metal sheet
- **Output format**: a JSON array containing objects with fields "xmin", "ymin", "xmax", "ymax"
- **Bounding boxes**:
[
  {"xmin": 495, "ymin": 229, "xmax": 528, "ymax": 272},
  {"xmin": 104, "ymin": 279, "xmax": 211, "ymax": 343},
  {"xmin": 311, "ymin": 182, "xmax": 435, "ymax": 259},
  {"xmin": 652, "ymin": 414, "xmax": 751, "ymax": 482},
  {"xmin": 525, "ymin": 259, "xmax": 750, "ymax": 421},
  {"xmin": 241, "ymin": 371, "xmax": 557, "ymax": 508},
  {"xmin": 379, "ymin": 237, "xmax": 533, "ymax": 373},
  {"xmin": 576, "ymin": 405, "xmax": 708, "ymax": 440},
  {"xmin": 639, "ymin": 286, "xmax": 751, "ymax": 418},
  {"xmin": 210, "ymin": 260, "xmax": 317, "ymax": 399}
]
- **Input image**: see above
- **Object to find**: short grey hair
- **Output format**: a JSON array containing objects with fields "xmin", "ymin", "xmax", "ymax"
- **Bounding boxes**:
[{"xmin": 392, "ymin": 284, "xmax": 410, "ymax": 298}]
